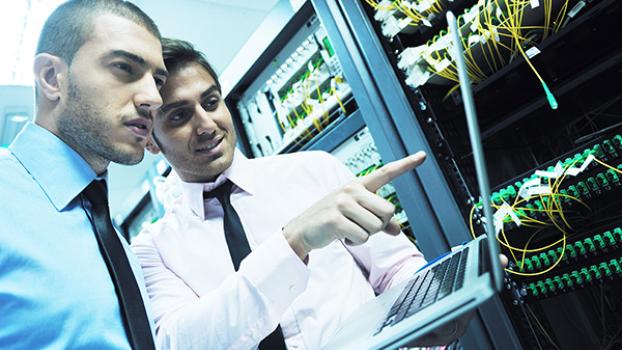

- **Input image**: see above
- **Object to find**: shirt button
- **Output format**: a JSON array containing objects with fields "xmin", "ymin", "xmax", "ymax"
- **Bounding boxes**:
[{"xmin": 289, "ymin": 284, "xmax": 296, "ymax": 293}]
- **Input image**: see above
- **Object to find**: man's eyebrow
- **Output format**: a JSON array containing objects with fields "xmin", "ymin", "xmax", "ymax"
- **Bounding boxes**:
[
  {"xmin": 108, "ymin": 50, "xmax": 168, "ymax": 78},
  {"xmin": 109, "ymin": 50, "xmax": 145, "ymax": 65},
  {"xmin": 156, "ymin": 68, "xmax": 169, "ymax": 79},
  {"xmin": 160, "ymin": 85, "xmax": 220, "ymax": 114},
  {"xmin": 159, "ymin": 100, "xmax": 189, "ymax": 114},
  {"xmin": 200, "ymin": 85, "xmax": 221, "ymax": 100}
]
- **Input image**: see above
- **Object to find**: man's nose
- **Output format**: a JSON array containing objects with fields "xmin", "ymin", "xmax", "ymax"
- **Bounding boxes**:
[
  {"xmin": 195, "ymin": 105, "xmax": 218, "ymax": 136},
  {"xmin": 135, "ymin": 76, "xmax": 163, "ymax": 117}
]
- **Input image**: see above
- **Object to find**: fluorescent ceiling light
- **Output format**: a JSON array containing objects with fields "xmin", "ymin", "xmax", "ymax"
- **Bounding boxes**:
[
  {"xmin": 0, "ymin": 0, "xmax": 66, "ymax": 86},
  {"xmin": 10, "ymin": 115, "xmax": 30, "ymax": 123}
]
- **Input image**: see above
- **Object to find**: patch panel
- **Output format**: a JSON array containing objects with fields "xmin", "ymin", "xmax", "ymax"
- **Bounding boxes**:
[
  {"xmin": 332, "ymin": 127, "xmax": 382, "ymax": 175},
  {"xmin": 524, "ymin": 256, "xmax": 622, "ymax": 298},
  {"xmin": 519, "ymin": 227, "xmax": 622, "ymax": 273},
  {"xmin": 472, "ymin": 134, "xmax": 622, "ymax": 235},
  {"xmin": 236, "ymin": 16, "xmax": 354, "ymax": 157},
  {"xmin": 489, "ymin": 134, "xmax": 622, "ymax": 207}
]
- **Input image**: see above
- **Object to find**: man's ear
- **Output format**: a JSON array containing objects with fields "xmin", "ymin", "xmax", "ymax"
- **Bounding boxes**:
[
  {"xmin": 146, "ymin": 133, "xmax": 161, "ymax": 155},
  {"xmin": 33, "ymin": 53, "xmax": 67, "ymax": 102}
]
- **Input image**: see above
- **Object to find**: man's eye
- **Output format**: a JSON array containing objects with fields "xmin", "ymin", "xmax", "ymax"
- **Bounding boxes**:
[
  {"xmin": 155, "ymin": 77, "xmax": 165, "ymax": 89},
  {"xmin": 113, "ymin": 62, "xmax": 133, "ymax": 75},
  {"xmin": 203, "ymin": 98, "xmax": 220, "ymax": 111},
  {"xmin": 169, "ymin": 111, "xmax": 188, "ymax": 122}
]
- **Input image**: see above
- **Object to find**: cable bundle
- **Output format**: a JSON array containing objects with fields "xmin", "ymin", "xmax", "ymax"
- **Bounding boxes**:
[
  {"xmin": 390, "ymin": 0, "xmax": 579, "ymax": 108},
  {"xmin": 469, "ymin": 136, "xmax": 622, "ymax": 277}
]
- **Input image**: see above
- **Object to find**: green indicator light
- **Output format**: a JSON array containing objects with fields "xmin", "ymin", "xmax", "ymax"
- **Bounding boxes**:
[
  {"xmin": 593, "ymin": 234, "xmax": 606, "ymax": 249},
  {"xmin": 603, "ymin": 140, "xmax": 618, "ymax": 158},
  {"xmin": 581, "ymin": 267, "xmax": 592, "ymax": 282},
  {"xmin": 540, "ymin": 253, "xmax": 550, "ymax": 267},
  {"xmin": 533, "ymin": 255, "xmax": 542, "ymax": 269},
  {"xmin": 553, "ymin": 276, "xmax": 563, "ymax": 289},
  {"xmin": 572, "ymin": 271, "xmax": 583, "ymax": 285},
  {"xmin": 545, "ymin": 278, "xmax": 555, "ymax": 292},
  {"xmin": 537, "ymin": 280, "xmax": 547, "ymax": 293},
  {"xmin": 609, "ymin": 259, "xmax": 621, "ymax": 273},
  {"xmin": 593, "ymin": 144, "xmax": 605, "ymax": 159},
  {"xmin": 584, "ymin": 238, "xmax": 596, "ymax": 253},
  {"xmin": 574, "ymin": 241, "xmax": 586, "ymax": 256},
  {"xmin": 561, "ymin": 273, "xmax": 572, "ymax": 287},
  {"xmin": 606, "ymin": 169, "xmax": 619, "ymax": 184},
  {"xmin": 586, "ymin": 177, "xmax": 599, "ymax": 192},
  {"xmin": 599, "ymin": 262, "xmax": 611, "ymax": 277},
  {"xmin": 559, "ymin": 189, "xmax": 570, "ymax": 203},
  {"xmin": 596, "ymin": 173, "xmax": 608, "ymax": 188},
  {"xmin": 556, "ymin": 247, "xmax": 568, "ymax": 261},
  {"xmin": 603, "ymin": 231, "xmax": 616, "ymax": 246},
  {"xmin": 524, "ymin": 259, "xmax": 534, "ymax": 272},
  {"xmin": 590, "ymin": 265, "xmax": 602, "ymax": 280},
  {"xmin": 534, "ymin": 200, "xmax": 544, "ymax": 211},
  {"xmin": 567, "ymin": 185, "xmax": 579, "ymax": 198}
]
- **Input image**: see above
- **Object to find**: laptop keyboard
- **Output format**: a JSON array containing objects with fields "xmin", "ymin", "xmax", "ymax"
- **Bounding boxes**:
[{"xmin": 374, "ymin": 247, "xmax": 469, "ymax": 335}]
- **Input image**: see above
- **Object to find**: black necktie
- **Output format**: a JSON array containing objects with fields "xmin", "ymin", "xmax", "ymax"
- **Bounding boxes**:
[
  {"xmin": 205, "ymin": 180, "xmax": 287, "ymax": 350},
  {"xmin": 83, "ymin": 180, "xmax": 155, "ymax": 350}
]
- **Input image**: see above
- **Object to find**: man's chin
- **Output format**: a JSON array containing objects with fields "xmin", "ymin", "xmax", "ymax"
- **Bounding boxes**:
[{"xmin": 111, "ymin": 146, "xmax": 145, "ymax": 165}]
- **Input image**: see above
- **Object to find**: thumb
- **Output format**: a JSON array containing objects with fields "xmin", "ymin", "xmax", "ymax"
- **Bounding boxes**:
[{"xmin": 384, "ymin": 218, "xmax": 402, "ymax": 236}]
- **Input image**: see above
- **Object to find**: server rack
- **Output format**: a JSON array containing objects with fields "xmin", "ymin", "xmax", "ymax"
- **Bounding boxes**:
[
  {"xmin": 314, "ymin": 0, "xmax": 622, "ymax": 349},
  {"xmin": 223, "ymin": 0, "xmax": 436, "ymax": 248}
]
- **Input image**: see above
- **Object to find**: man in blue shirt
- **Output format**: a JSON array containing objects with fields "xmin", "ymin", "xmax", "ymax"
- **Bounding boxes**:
[{"xmin": 0, "ymin": 1, "xmax": 168, "ymax": 349}]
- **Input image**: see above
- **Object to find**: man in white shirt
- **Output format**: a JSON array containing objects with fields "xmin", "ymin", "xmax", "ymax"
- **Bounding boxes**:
[{"xmin": 131, "ymin": 38, "xmax": 477, "ymax": 349}]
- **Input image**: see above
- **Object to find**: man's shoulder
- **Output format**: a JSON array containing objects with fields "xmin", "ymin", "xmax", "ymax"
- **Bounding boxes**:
[
  {"xmin": 131, "ymin": 218, "xmax": 162, "ymax": 248},
  {"xmin": 131, "ymin": 210, "xmax": 185, "ymax": 245},
  {"xmin": 0, "ymin": 149, "xmax": 29, "ymax": 185},
  {"xmin": 0, "ymin": 150, "xmax": 48, "ymax": 225}
]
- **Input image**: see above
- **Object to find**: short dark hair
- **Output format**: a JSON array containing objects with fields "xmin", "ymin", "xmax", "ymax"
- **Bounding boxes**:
[
  {"xmin": 36, "ymin": 0, "xmax": 161, "ymax": 65},
  {"xmin": 161, "ymin": 37, "xmax": 221, "ymax": 91}
]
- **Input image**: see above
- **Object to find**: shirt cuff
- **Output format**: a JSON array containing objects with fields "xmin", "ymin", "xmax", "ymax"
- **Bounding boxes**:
[{"xmin": 240, "ymin": 233, "xmax": 310, "ymax": 310}]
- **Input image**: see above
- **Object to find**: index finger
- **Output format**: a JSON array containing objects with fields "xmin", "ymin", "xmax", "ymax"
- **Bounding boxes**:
[{"xmin": 358, "ymin": 151, "xmax": 426, "ymax": 192}]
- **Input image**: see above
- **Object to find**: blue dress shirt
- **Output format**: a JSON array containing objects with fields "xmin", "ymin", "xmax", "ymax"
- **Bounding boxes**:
[{"xmin": 0, "ymin": 123, "xmax": 155, "ymax": 349}]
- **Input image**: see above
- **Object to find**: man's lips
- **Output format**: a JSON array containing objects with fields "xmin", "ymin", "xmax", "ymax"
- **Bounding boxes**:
[
  {"xmin": 195, "ymin": 135, "xmax": 224, "ymax": 153},
  {"xmin": 125, "ymin": 118, "xmax": 152, "ymax": 138}
]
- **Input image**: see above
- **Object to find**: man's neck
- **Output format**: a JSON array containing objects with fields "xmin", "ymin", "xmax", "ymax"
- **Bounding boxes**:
[{"xmin": 34, "ymin": 119, "xmax": 109, "ymax": 175}]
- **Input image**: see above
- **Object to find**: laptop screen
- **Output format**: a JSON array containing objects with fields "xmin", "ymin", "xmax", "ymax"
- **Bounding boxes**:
[{"xmin": 447, "ymin": 11, "xmax": 503, "ymax": 291}]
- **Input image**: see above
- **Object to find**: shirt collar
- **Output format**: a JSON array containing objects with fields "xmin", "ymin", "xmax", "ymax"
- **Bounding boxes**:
[
  {"xmin": 178, "ymin": 148, "xmax": 256, "ymax": 219},
  {"xmin": 10, "ymin": 122, "xmax": 97, "ymax": 211}
]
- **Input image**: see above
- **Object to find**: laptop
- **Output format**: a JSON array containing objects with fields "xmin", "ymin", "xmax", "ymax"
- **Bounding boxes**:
[{"xmin": 322, "ymin": 11, "xmax": 504, "ymax": 350}]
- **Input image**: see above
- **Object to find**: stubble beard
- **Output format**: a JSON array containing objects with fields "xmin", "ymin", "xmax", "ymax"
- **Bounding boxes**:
[{"xmin": 57, "ymin": 79, "xmax": 144, "ymax": 168}]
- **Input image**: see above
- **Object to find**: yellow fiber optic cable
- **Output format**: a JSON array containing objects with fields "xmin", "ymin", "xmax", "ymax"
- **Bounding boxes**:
[{"xmin": 594, "ymin": 158, "xmax": 622, "ymax": 174}]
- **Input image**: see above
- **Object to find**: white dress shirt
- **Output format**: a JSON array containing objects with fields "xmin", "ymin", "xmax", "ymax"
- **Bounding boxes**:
[{"xmin": 131, "ymin": 149, "xmax": 426, "ymax": 350}]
